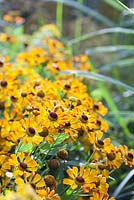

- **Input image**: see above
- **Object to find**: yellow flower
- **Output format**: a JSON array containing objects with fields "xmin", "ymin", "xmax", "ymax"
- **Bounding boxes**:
[
  {"xmin": 118, "ymin": 145, "xmax": 134, "ymax": 168},
  {"xmin": 63, "ymin": 166, "xmax": 98, "ymax": 191},
  {"xmin": 9, "ymin": 152, "xmax": 38, "ymax": 178},
  {"xmin": 89, "ymin": 192, "xmax": 115, "ymax": 200},
  {"xmin": 43, "ymin": 187, "xmax": 61, "ymax": 200},
  {"xmin": 15, "ymin": 172, "xmax": 46, "ymax": 197}
]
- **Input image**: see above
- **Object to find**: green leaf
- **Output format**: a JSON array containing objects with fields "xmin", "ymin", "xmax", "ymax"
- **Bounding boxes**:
[
  {"xmin": 60, "ymin": 70, "xmax": 134, "ymax": 93},
  {"xmin": 58, "ymin": 90, "xmax": 65, "ymax": 99},
  {"xmin": 43, "ymin": 0, "xmax": 115, "ymax": 27},
  {"xmin": 54, "ymin": 133, "xmax": 69, "ymax": 145},
  {"xmin": 18, "ymin": 142, "xmax": 33, "ymax": 152}
]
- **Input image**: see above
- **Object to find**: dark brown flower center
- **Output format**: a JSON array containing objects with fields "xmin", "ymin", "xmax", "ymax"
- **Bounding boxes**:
[
  {"xmin": 96, "ymin": 140, "xmax": 104, "ymax": 148},
  {"xmin": 0, "ymin": 101, "xmax": 5, "ymax": 110},
  {"xmin": 127, "ymin": 152, "xmax": 133, "ymax": 161},
  {"xmin": 80, "ymin": 114, "xmax": 88, "ymax": 123},
  {"xmin": 10, "ymin": 96, "xmax": 18, "ymax": 102},
  {"xmin": 37, "ymin": 90, "xmax": 45, "ymax": 98},
  {"xmin": 96, "ymin": 120, "xmax": 101, "ymax": 126},
  {"xmin": 21, "ymin": 92, "xmax": 27, "ymax": 98},
  {"xmin": 64, "ymin": 84, "xmax": 71, "ymax": 90},
  {"xmin": 28, "ymin": 127, "xmax": 35, "ymax": 135},
  {"xmin": 107, "ymin": 152, "xmax": 116, "ymax": 161},
  {"xmin": 20, "ymin": 162, "xmax": 27, "ymax": 170},
  {"xmin": 93, "ymin": 104, "xmax": 99, "ymax": 110},
  {"xmin": 75, "ymin": 176, "xmax": 85, "ymax": 186},
  {"xmin": 1, "ymin": 80, "xmax": 8, "ymax": 87},
  {"xmin": 49, "ymin": 112, "xmax": 58, "ymax": 121},
  {"xmin": 39, "ymin": 127, "xmax": 48, "ymax": 137},
  {"xmin": 65, "ymin": 122, "xmax": 71, "ymax": 127},
  {"xmin": 0, "ymin": 61, "xmax": 4, "ymax": 67}
]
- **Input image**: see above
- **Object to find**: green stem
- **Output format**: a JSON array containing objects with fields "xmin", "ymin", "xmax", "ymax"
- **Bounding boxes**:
[{"xmin": 56, "ymin": 1, "xmax": 63, "ymax": 33}]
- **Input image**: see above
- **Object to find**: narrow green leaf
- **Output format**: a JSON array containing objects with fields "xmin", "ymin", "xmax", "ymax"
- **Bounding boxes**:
[
  {"xmin": 98, "ymin": 82, "xmax": 130, "ymax": 135},
  {"xmin": 100, "ymin": 58, "xmax": 134, "ymax": 72},
  {"xmin": 118, "ymin": 191, "xmax": 134, "ymax": 198},
  {"xmin": 109, "ymin": 111, "xmax": 134, "ymax": 118},
  {"xmin": 43, "ymin": 0, "xmax": 115, "ymax": 26},
  {"xmin": 54, "ymin": 133, "xmax": 69, "ymax": 145},
  {"xmin": 85, "ymin": 45, "xmax": 134, "ymax": 55},
  {"xmin": 115, "ymin": 0, "xmax": 134, "ymax": 14},
  {"xmin": 60, "ymin": 70, "xmax": 134, "ymax": 93},
  {"xmin": 104, "ymin": 0, "xmax": 124, "ymax": 11},
  {"xmin": 68, "ymin": 28, "xmax": 134, "ymax": 45},
  {"xmin": 18, "ymin": 142, "xmax": 33, "ymax": 152}
]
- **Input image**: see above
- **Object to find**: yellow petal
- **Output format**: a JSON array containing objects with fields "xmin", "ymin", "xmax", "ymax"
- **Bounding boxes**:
[
  {"xmin": 63, "ymin": 178, "xmax": 74, "ymax": 186},
  {"xmin": 32, "ymin": 174, "xmax": 41, "ymax": 183},
  {"xmin": 36, "ymin": 180, "xmax": 46, "ymax": 187}
]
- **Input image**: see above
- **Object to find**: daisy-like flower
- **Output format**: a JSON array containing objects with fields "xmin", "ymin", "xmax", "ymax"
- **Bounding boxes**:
[
  {"xmin": 89, "ymin": 192, "xmax": 115, "ymax": 200},
  {"xmin": 9, "ymin": 152, "xmax": 38, "ymax": 178},
  {"xmin": 15, "ymin": 172, "xmax": 46, "ymax": 197},
  {"xmin": 19, "ymin": 117, "xmax": 43, "ymax": 146},
  {"xmin": 63, "ymin": 166, "xmax": 98, "ymax": 192},
  {"xmin": 39, "ymin": 103, "xmax": 67, "ymax": 134},
  {"xmin": 93, "ymin": 102, "xmax": 108, "ymax": 116},
  {"xmin": 43, "ymin": 187, "xmax": 61, "ymax": 200},
  {"xmin": 54, "ymin": 78, "xmax": 88, "ymax": 100},
  {"xmin": 118, "ymin": 145, "xmax": 134, "ymax": 168},
  {"xmin": 102, "ymin": 146, "xmax": 123, "ymax": 169}
]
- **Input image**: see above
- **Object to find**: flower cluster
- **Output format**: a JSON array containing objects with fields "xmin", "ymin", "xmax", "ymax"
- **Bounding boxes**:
[{"xmin": 0, "ymin": 24, "xmax": 134, "ymax": 200}]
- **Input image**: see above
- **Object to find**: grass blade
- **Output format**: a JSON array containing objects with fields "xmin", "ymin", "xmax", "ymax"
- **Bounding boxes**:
[
  {"xmin": 68, "ymin": 27, "xmax": 134, "ymax": 45},
  {"xmin": 115, "ymin": 0, "xmax": 134, "ymax": 14},
  {"xmin": 103, "ymin": 0, "xmax": 124, "ymax": 12},
  {"xmin": 100, "ymin": 58, "xmax": 134, "ymax": 72},
  {"xmin": 99, "ymin": 82, "xmax": 130, "ymax": 135},
  {"xmin": 109, "ymin": 111, "xmax": 134, "ymax": 118},
  {"xmin": 60, "ymin": 70, "xmax": 134, "ymax": 93},
  {"xmin": 43, "ymin": 0, "xmax": 115, "ymax": 26},
  {"xmin": 85, "ymin": 45, "xmax": 134, "ymax": 55},
  {"xmin": 113, "ymin": 169, "xmax": 134, "ymax": 198}
]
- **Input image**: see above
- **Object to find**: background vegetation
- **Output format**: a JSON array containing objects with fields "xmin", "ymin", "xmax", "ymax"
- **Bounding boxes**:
[{"xmin": 0, "ymin": 0, "xmax": 134, "ymax": 199}]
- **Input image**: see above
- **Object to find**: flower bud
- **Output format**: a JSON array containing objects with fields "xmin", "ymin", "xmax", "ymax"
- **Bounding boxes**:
[
  {"xmin": 57, "ymin": 149, "xmax": 68, "ymax": 160},
  {"xmin": 48, "ymin": 159, "xmax": 60, "ymax": 170}
]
